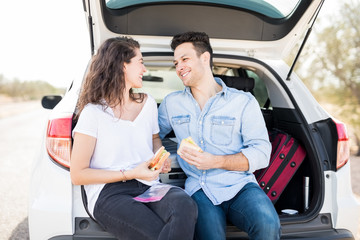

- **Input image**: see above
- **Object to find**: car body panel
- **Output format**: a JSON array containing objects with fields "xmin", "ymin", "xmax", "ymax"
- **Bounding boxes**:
[
  {"xmin": 28, "ymin": 143, "xmax": 73, "ymax": 239},
  {"xmin": 85, "ymin": 0, "xmax": 323, "ymax": 59},
  {"xmin": 322, "ymin": 163, "xmax": 360, "ymax": 236},
  {"xmin": 28, "ymin": 76, "xmax": 83, "ymax": 239}
]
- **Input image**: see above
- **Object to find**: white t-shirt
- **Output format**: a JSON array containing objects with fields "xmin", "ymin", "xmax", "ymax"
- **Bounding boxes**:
[{"xmin": 73, "ymin": 95, "xmax": 160, "ymax": 215}]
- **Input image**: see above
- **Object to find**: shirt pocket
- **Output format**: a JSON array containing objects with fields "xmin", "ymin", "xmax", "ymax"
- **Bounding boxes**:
[
  {"xmin": 171, "ymin": 115, "xmax": 191, "ymax": 137},
  {"xmin": 210, "ymin": 116, "xmax": 236, "ymax": 146}
]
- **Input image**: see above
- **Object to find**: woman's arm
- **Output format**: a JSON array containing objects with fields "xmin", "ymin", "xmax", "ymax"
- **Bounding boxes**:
[
  {"xmin": 153, "ymin": 133, "xmax": 162, "ymax": 153},
  {"xmin": 153, "ymin": 133, "xmax": 171, "ymax": 173},
  {"xmin": 70, "ymin": 132, "xmax": 161, "ymax": 185},
  {"xmin": 70, "ymin": 132, "xmax": 125, "ymax": 185}
]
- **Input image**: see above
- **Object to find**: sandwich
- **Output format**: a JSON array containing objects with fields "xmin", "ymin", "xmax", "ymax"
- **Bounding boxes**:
[
  {"xmin": 177, "ymin": 136, "xmax": 203, "ymax": 155},
  {"xmin": 148, "ymin": 146, "xmax": 170, "ymax": 171}
]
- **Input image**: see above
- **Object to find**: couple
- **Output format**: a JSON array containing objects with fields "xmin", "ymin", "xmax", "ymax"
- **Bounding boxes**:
[{"xmin": 70, "ymin": 32, "xmax": 280, "ymax": 240}]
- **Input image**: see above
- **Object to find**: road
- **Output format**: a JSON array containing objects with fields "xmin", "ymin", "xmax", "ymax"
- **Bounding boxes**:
[
  {"xmin": 0, "ymin": 101, "xmax": 49, "ymax": 240},
  {"xmin": 0, "ymin": 101, "xmax": 359, "ymax": 239}
]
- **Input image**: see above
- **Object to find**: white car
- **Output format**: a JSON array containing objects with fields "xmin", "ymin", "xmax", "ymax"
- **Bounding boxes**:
[{"xmin": 29, "ymin": 0, "xmax": 360, "ymax": 239}]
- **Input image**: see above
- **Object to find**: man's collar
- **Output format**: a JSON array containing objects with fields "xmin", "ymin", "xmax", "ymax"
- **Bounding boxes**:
[
  {"xmin": 214, "ymin": 77, "xmax": 227, "ymax": 97},
  {"xmin": 183, "ymin": 76, "xmax": 228, "ymax": 98}
]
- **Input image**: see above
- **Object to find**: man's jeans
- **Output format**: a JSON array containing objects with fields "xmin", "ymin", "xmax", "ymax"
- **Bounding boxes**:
[
  {"xmin": 94, "ymin": 180, "xmax": 198, "ymax": 240},
  {"xmin": 192, "ymin": 182, "xmax": 281, "ymax": 240}
]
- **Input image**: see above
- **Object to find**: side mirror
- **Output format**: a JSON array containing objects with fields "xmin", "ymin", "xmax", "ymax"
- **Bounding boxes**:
[{"xmin": 41, "ymin": 95, "xmax": 62, "ymax": 109}]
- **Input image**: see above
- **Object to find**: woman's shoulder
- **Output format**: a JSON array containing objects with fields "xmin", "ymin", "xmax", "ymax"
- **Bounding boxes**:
[
  {"xmin": 80, "ymin": 102, "xmax": 108, "ymax": 118},
  {"xmin": 83, "ymin": 102, "xmax": 104, "ymax": 112},
  {"xmin": 144, "ymin": 93, "xmax": 155, "ymax": 103}
]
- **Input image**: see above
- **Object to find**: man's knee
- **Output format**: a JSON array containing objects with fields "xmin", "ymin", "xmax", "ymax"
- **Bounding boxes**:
[{"xmin": 252, "ymin": 212, "xmax": 281, "ymax": 239}]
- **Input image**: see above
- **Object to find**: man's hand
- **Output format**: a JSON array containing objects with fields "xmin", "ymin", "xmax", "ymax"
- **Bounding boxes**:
[{"xmin": 178, "ymin": 146, "xmax": 220, "ymax": 170}]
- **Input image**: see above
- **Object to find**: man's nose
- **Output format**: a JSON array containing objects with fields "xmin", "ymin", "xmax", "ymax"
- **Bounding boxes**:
[{"xmin": 176, "ymin": 62, "xmax": 184, "ymax": 71}]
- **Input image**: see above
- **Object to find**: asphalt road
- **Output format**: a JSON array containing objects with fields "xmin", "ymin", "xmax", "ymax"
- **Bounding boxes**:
[
  {"xmin": 0, "ymin": 101, "xmax": 48, "ymax": 240},
  {"xmin": 0, "ymin": 101, "xmax": 359, "ymax": 240}
]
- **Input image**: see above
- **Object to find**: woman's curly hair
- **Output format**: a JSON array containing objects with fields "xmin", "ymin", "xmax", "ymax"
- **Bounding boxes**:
[{"xmin": 76, "ymin": 37, "xmax": 144, "ymax": 118}]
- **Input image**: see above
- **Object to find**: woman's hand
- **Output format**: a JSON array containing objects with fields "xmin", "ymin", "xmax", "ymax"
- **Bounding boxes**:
[
  {"xmin": 129, "ymin": 160, "xmax": 161, "ymax": 182},
  {"xmin": 161, "ymin": 157, "xmax": 171, "ymax": 173}
]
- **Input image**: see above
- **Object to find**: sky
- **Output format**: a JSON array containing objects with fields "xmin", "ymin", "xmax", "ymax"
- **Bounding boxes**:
[
  {"xmin": 0, "ymin": 0, "xmax": 90, "ymax": 88},
  {"xmin": 0, "ymin": 0, "xmax": 341, "ymax": 88}
]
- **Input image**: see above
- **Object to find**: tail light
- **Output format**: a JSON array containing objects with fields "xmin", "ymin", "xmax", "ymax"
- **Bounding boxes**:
[
  {"xmin": 46, "ymin": 115, "xmax": 73, "ymax": 169},
  {"xmin": 333, "ymin": 118, "xmax": 350, "ymax": 170}
]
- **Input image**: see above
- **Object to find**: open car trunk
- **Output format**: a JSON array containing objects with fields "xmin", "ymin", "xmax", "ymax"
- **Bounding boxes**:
[
  {"xmin": 73, "ymin": 0, "xmax": 352, "ymax": 238},
  {"xmin": 131, "ymin": 54, "xmax": 333, "ymax": 238},
  {"xmin": 72, "ymin": 53, "xmax": 345, "ymax": 239}
]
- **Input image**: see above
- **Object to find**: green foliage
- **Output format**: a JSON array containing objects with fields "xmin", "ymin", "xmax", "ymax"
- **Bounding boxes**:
[
  {"xmin": 294, "ymin": 0, "xmax": 360, "ymax": 154},
  {"xmin": 0, "ymin": 77, "xmax": 65, "ymax": 100}
]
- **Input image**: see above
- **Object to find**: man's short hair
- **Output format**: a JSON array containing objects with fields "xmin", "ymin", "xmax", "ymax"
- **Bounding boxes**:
[{"xmin": 171, "ymin": 31, "xmax": 213, "ymax": 68}]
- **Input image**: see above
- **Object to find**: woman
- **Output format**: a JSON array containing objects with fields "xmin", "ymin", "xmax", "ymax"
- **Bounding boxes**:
[{"xmin": 70, "ymin": 37, "xmax": 197, "ymax": 240}]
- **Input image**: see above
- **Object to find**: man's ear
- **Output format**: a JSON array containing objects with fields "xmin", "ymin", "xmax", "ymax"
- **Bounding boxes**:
[{"xmin": 201, "ymin": 52, "xmax": 211, "ymax": 66}]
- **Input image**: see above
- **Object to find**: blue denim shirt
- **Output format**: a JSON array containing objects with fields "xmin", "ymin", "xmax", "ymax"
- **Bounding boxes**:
[{"xmin": 158, "ymin": 77, "xmax": 271, "ymax": 205}]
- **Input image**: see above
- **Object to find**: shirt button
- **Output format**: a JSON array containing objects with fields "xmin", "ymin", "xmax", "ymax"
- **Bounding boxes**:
[
  {"xmin": 203, "ymin": 171, "xmax": 206, "ymax": 174},
  {"xmin": 201, "ymin": 182, "xmax": 205, "ymax": 185},
  {"xmin": 221, "ymin": 121, "xmax": 224, "ymax": 124},
  {"xmin": 200, "ymin": 140, "xmax": 204, "ymax": 144},
  {"xmin": 199, "ymin": 121, "xmax": 202, "ymax": 125}
]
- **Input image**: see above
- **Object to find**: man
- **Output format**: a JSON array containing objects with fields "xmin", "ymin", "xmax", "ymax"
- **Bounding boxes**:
[{"xmin": 158, "ymin": 31, "xmax": 280, "ymax": 240}]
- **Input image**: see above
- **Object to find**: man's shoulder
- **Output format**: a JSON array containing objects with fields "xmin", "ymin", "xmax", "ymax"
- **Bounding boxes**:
[
  {"xmin": 226, "ymin": 87, "xmax": 254, "ymax": 101},
  {"xmin": 163, "ymin": 90, "xmax": 186, "ymax": 102}
]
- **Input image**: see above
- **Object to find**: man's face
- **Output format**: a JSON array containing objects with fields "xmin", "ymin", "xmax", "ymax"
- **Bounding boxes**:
[{"xmin": 173, "ymin": 42, "xmax": 207, "ymax": 87}]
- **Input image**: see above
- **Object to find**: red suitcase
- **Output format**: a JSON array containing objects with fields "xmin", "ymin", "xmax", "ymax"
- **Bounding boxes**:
[{"xmin": 255, "ymin": 129, "xmax": 306, "ymax": 203}]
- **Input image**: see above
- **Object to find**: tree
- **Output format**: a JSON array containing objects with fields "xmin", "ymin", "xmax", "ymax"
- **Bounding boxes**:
[{"xmin": 296, "ymin": 0, "xmax": 360, "ymax": 155}]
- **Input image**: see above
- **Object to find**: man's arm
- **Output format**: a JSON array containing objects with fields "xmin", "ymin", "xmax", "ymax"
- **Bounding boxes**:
[{"xmin": 178, "ymin": 148, "xmax": 249, "ymax": 171}]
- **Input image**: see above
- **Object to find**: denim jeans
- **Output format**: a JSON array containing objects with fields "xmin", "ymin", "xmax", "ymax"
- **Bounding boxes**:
[
  {"xmin": 94, "ymin": 180, "xmax": 198, "ymax": 240},
  {"xmin": 192, "ymin": 182, "xmax": 281, "ymax": 240}
]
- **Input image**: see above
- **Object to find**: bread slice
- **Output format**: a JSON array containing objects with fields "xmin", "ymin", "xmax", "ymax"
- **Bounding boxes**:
[{"xmin": 177, "ymin": 136, "xmax": 203, "ymax": 155}]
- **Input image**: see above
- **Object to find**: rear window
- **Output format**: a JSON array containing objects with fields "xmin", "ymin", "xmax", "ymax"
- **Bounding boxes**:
[
  {"xmin": 105, "ymin": 0, "xmax": 300, "ymax": 18},
  {"xmin": 135, "ymin": 65, "xmax": 268, "ymax": 108}
]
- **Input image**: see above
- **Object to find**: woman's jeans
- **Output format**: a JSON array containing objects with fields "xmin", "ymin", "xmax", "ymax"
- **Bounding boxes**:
[
  {"xmin": 94, "ymin": 180, "xmax": 198, "ymax": 240},
  {"xmin": 192, "ymin": 182, "xmax": 281, "ymax": 240}
]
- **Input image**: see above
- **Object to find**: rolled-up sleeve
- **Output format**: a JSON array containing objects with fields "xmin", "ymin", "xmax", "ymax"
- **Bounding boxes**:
[{"xmin": 240, "ymin": 97, "xmax": 271, "ymax": 173}]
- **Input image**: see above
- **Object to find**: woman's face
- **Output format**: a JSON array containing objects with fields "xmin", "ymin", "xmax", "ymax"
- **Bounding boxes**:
[{"xmin": 124, "ymin": 48, "xmax": 147, "ymax": 89}]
